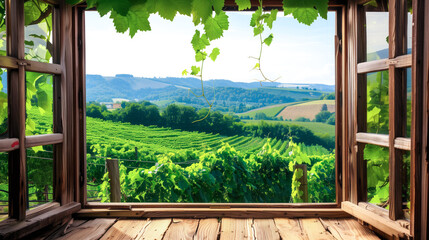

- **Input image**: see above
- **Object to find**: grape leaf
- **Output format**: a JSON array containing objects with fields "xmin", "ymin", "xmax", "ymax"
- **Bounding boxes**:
[
  {"xmin": 265, "ymin": 9, "xmax": 278, "ymax": 29},
  {"xmin": 264, "ymin": 34, "xmax": 273, "ymax": 46},
  {"xmin": 211, "ymin": 0, "xmax": 225, "ymax": 14},
  {"xmin": 253, "ymin": 25, "xmax": 264, "ymax": 36},
  {"xmin": 314, "ymin": 0, "xmax": 328, "ymax": 19},
  {"xmin": 97, "ymin": 0, "xmax": 131, "ymax": 17},
  {"xmin": 191, "ymin": 30, "xmax": 210, "ymax": 52},
  {"xmin": 204, "ymin": 11, "xmax": 229, "ymax": 40},
  {"xmin": 191, "ymin": 66, "xmax": 200, "ymax": 75},
  {"xmin": 209, "ymin": 48, "xmax": 220, "ymax": 61},
  {"xmin": 235, "ymin": 0, "xmax": 251, "ymax": 10},
  {"xmin": 182, "ymin": 69, "xmax": 188, "ymax": 76},
  {"xmin": 192, "ymin": 0, "xmax": 212, "ymax": 25},
  {"xmin": 153, "ymin": 0, "xmax": 192, "ymax": 21},
  {"xmin": 195, "ymin": 51, "xmax": 207, "ymax": 62},
  {"xmin": 250, "ymin": 7, "xmax": 262, "ymax": 27},
  {"xmin": 110, "ymin": 11, "xmax": 129, "ymax": 33},
  {"xmin": 290, "ymin": 7, "xmax": 318, "ymax": 26}
]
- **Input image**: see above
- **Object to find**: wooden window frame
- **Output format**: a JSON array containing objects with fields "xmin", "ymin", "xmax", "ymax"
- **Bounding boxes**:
[
  {"xmin": 80, "ymin": 2, "xmax": 346, "ymax": 211},
  {"xmin": 0, "ymin": 0, "xmax": 83, "ymax": 229},
  {"xmin": 342, "ymin": 0, "xmax": 429, "ymax": 238}
]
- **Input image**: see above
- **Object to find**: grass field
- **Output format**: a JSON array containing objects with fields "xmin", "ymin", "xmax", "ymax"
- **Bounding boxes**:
[
  {"xmin": 236, "ymin": 102, "xmax": 298, "ymax": 118},
  {"xmin": 244, "ymin": 120, "xmax": 335, "ymax": 138},
  {"xmin": 277, "ymin": 99, "xmax": 335, "ymax": 121}
]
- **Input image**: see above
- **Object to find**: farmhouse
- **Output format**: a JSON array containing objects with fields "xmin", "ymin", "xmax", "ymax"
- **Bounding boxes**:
[{"xmin": 0, "ymin": 0, "xmax": 428, "ymax": 239}]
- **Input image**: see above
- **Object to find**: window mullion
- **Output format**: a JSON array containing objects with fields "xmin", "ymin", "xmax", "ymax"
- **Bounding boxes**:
[
  {"xmin": 6, "ymin": 0, "xmax": 27, "ymax": 221},
  {"xmin": 388, "ymin": 0, "xmax": 408, "ymax": 221}
]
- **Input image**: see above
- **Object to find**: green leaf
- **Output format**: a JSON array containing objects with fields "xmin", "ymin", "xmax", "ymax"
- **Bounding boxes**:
[
  {"xmin": 253, "ymin": 25, "xmax": 264, "ymax": 36},
  {"xmin": 195, "ymin": 51, "xmax": 207, "ymax": 62},
  {"xmin": 211, "ymin": 0, "xmax": 224, "ymax": 14},
  {"xmin": 191, "ymin": 66, "xmax": 200, "ymax": 75},
  {"xmin": 263, "ymin": 34, "xmax": 273, "ymax": 46},
  {"xmin": 110, "ymin": 4, "xmax": 151, "ymax": 37},
  {"xmin": 250, "ymin": 7, "xmax": 262, "ymax": 27},
  {"xmin": 204, "ymin": 11, "xmax": 229, "ymax": 40},
  {"xmin": 253, "ymin": 63, "xmax": 260, "ymax": 70},
  {"xmin": 153, "ymin": 0, "xmax": 192, "ymax": 21},
  {"xmin": 191, "ymin": 30, "xmax": 210, "ymax": 52},
  {"xmin": 182, "ymin": 69, "xmax": 188, "ymax": 76},
  {"xmin": 265, "ymin": 9, "xmax": 278, "ymax": 29},
  {"xmin": 314, "ymin": 0, "xmax": 328, "ymax": 19},
  {"xmin": 235, "ymin": 0, "xmax": 251, "ymax": 10},
  {"xmin": 192, "ymin": 0, "xmax": 212, "ymax": 25},
  {"xmin": 209, "ymin": 48, "xmax": 220, "ymax": 61},
  {"xmin": 291, "ymin": 7, "xmax": 318, "ymax": 25}
]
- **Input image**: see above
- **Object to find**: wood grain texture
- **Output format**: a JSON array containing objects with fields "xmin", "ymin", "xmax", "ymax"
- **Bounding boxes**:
[
  {"xmin": 355, "ymin": 133, "xmax": 389, "ymax": 147},
  {"xmin": 56, "ymin": 218, "xmax": 116, "ymax": 240},
  {"xmin": 321, "ymin": 218, "xmax": 380, "ymax": 240},
  {"xmin": 357, "ymin": 55, "xmax": 412, "ymax": 74},
  {"xmin": 163, "ymin": 218, "xmax": 199, "ymax": 240},
  {"xmin": 0, "ymin": 138, "xmax": 20, "ymax": 152},
  {"xmin": 25, "ymin": 133, "xmax": 63, "ymax": 148},
  {"xmin": 75, "ymin": 208, "xmax": 351, "ymax": 219},
  {"xmin": 137, "ymin": 218, "xmax": 171, "ymax": 240},
  {"xmin": 300, "ymin": 218, "xmax": 336, "ymax": 240},
  {"xmin": 100, "ymin": 219, "xmax": 148, "ymax": 240},
  {"xmin": 274, "ymin": 218, "xmax": 308, "ymax": 240},
  {"xmin": 106, "ymin": 159, "xmax": 121, "ymax": 202},
  {"xmin": 193, "ymin": 218, "xmax": 219, "ymax": 240},
  {"xmin": 253, "ymin": 219, "xmax": 280, "ymax": 240},
  {"xmin": 341, "ymin": 201, "xmax": 410, "ymax": 238},
  {"xmin": 219, "ymin": 218, "xmax": 254, "ymax": 240}
]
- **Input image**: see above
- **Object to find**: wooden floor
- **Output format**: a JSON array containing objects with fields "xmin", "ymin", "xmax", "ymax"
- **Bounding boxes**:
[{"xmin": 35, "ymin": 217, "xmax": 382, "ymax": 240}]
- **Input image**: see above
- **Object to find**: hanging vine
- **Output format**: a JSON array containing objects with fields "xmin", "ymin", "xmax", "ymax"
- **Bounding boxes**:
[{"xmin": 64, "ymin": 0, "xmax": 329, "ymax": 122}]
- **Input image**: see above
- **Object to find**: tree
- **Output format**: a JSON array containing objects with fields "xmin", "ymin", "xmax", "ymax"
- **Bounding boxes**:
[
  {"xmin": 321, "ymin": 104, "xmax": 328, "ymax": 111},
  {"xmin": 315, "ymin": 111, "xmax": 332, "ymax": 123}
]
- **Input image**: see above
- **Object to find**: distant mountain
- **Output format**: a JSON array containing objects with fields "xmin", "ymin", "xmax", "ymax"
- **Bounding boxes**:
[{"xmin": 85, "ymin": 74, "xmax": 334, "ymax": 102}]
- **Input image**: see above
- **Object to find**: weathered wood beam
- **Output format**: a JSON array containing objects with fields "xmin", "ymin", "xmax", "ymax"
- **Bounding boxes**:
[{"xmin": 25, "ymin": 134, "xmax": 63, "ymax": 148}]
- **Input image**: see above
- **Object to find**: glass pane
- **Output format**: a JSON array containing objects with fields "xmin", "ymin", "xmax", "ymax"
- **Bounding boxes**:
[
  {"xmin": 0, "ymin": 69, "xmax": 7, "ymax": 136},
  {"xmin": 406, "ymin": 68, "xmax": 411, "ymax": 137},
  {"xmin": 367, "ymin": 70, "xmax": 389, "ymax": 134},
  {"xmin": 26, "ymin": 145, "xmax": 53, "ymax": 210},
  {"xmin": 365, "ymin": 144, "xmax": 389, "ymax": 207},
  {"xmin": 407, "ymin": 1, "xmax": 412, "ymax": 51},
  {"xmin": 0, "ymin": 152, "xmax": 7, "ymax": 221},
  {"xmin": 26, "ymin": 72, "xmax": 53, "ymax": 135},
  {"xmin": 0, "ymin": 4, "xmax": 6, "ymax": 57},
  {"xmin": 24, "ymin": 1, "xmax": 53, "ymax": 63},
  {"xmin": 402, "ymin": 151, "xmax": 410, "ymax": 219},
  {"xmin": 365, "ymin": 6, "xmax": 389, "ymax": 61}
]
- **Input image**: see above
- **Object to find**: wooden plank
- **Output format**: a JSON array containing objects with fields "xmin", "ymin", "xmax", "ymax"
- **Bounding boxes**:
[
  {"xmin": 193, "ymin": 218, "xmax": 219, "ymax": 240},
  {"xmin": 56, "ymin": 218, "xmax": 116, "ymax": 240},
  {"xmin": 25, "ymin": 133, "xmax": 63, "ymax": 148},
  {"xmin": 355, "ymin": 4, "xmax": 367, "ymax": 204},
  {"xmin": 300, "ymin": 218, "xmax": 336, "ymax": 240},
  {"xmin": 100, "ymin": 219, "xmax": 148, "ymax": 240},
  {"xmin": 219, "ymin": 218, "xmax": 253, "ymax": 240},
  {"xmin": 274, "ymin": 218, "xmax": 308, "ymax": 240},
  {"xmin": 355, "ymin": 132, "xmax": 389, "ymax": 147},
  {"xmin": 342, "ymin": 2, "xmax": 350, "ymax": 204},
  {"xmin": 253, "ymin": 219, "xmax": 280, "ymax": 240},
  {"xmin": 75, "ymin": 208, "xmax": 351, "ymax": 219},
  {"xmin": 106, "ymin": 159, "xmax": 121, "ymax": 202},
  {"xmin": 334, "ymin": 7, "xmax": 343, "ymax": 205},
  {"xmin": 86, "ymin": 202, "xmax": 338, "ymax": 209},
  {"xmin": 410, "ymin": 0, "xmax": 427, "ymax": 237},
  {"xmin": 357, "ymin": 55, "xmax": 412, "ymax": 74},
  {"xmin": 394, "ymin": 137, "xmax": 411, "ymax": 151},
  {"xmin": 136, "ymin": 218, "xmax": 171, "ymax": 240},
  {"xmin": 341, "ymin": 201, "xmax": 410, "ymax": 238},
  {"xmin": 388, "ymin": 0, "xmax": 408, "ymax": 221},
  {"xmin": 24, "ymin": 60, "xmax": 62, "ymax": 75},
  {"xmin": 0, "ymin": 56, "xmax": 18, "ymax": 69},
  {"xmin": 163, "ymin": 218, "xmax": 199, "ymax": 240},
  {"xmin": 0, "ymin": 138, "xmax": 19, "ymax": 152},
  {"xmin": 0, "ymin": 202, "xmax": 80, "ymax": 240},
  {"xmin": 358, "ymin": 202, "xmax": 410, "ymax": 229},
  {"xmin": 6, "ymin": 0, "xmax": 27, "ymax": 221},
  {"xmin": 321, "ymin": 218, "xmax": 380, "ymax": 240}
]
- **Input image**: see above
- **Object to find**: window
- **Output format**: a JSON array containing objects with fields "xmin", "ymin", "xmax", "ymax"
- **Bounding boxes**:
[{"xmin": 352, "ymin": 0, "xmax": 413, "ymax": 221}]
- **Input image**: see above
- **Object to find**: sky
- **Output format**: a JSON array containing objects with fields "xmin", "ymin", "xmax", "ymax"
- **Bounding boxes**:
[{"xmin": 85, "ymin": 11, "xmax": 337, "ymax": 85}]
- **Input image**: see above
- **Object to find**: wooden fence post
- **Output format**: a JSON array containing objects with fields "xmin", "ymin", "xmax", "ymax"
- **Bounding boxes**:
[
  {"xmin": 106, "ymin": 159, "xmax": 121, "ymax": 202},
  {"xmin": 294, "ymin": 164, "xmax": 309, "ymax": 202},
  {"xmin": 135, "ymin": 147, "xmax": 138, "ymax": 160}
]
